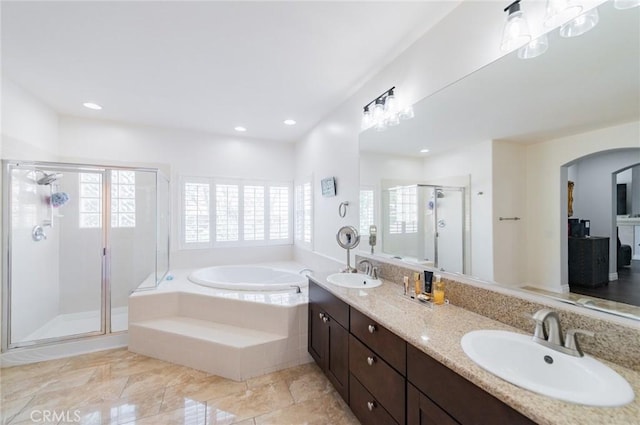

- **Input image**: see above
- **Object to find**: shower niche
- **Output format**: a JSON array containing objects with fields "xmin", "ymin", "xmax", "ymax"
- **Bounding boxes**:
[{"xmin": 2, "ymin": 161, "xmax": 170, "ymax": 351}]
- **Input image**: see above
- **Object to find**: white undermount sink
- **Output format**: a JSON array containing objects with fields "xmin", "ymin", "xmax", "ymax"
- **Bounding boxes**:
[
  {"xmin": 326, "ymin": 273, "xmax": 382, "ymax": 289},
  {"xmin": 461, "ymin": 330, "xmax": 634, "ymax": 407}
]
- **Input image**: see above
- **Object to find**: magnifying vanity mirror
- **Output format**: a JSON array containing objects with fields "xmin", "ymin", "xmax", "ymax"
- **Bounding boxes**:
[
  {"xmin": 337, "ymin": 225, "xmax": 361, "ymax": 273},
  {"xmin": 358, "ymin": 1, "xmax": 640, "ymax": 320}
]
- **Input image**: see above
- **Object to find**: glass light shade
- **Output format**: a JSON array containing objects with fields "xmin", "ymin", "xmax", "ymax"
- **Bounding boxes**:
[
  {"xmin": 559, "ymin": 8, "xmax": 599, "ymax": 38},
  {"xmin": 386, "ymin": 113, "xmax": 400, "ymax": 127},
  {"xmin": 544, "ymin": 0, "xmax": 582, "ymax": 28},
  {"xmin": 518, "ymin": 33, "xmax": 549, "ymax": 59},
  {"xmin": 614, "ymin": 0, "xmax": 640, "ymax": 9},
  {"xmin": 500, "ymin": 10, "xmax": 532, "ymax": 52},
  {"xmin": 399, "ymin": 105, "xmax": 415, "ymax": 120},
  {"xmin": 372, "ymin": 100, "xmax": 386, "ymax": 131},
  {"xmin": 361, "ymin": 108, "xmax": 373, "ymax": 130}
]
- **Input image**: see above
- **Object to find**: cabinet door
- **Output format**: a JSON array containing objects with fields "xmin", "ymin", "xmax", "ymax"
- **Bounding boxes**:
[
  {"xmin": 308, "ymin": 301, "xmax": 326, "ymax": 367},
  {"xmin": 326, "ymin": 316, "xmax": 349, "ymax": 402},
  {"xmin": 407, "ymin": 383, "xmax": 459, "ymax": 425}
]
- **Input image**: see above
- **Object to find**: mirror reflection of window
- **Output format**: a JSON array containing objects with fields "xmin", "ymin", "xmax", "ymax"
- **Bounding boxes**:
[
  {"xmin": 359, "ymin": 188, "xmax": 375, "ymax": 236},
  {"xmin": 388, "ymin": 186, "xmax": 417, "ymax": 234}
]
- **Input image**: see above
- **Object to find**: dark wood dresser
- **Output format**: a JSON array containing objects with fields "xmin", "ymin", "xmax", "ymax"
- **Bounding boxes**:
[{"xmin": 568, "ymin": 236, "xmax": 609, "ymax": 288}]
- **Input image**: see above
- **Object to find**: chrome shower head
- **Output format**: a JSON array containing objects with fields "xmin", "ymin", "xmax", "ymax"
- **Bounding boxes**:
[{"xmin": 37, "ymin": 172, "xmax": 63, "ymax": 185}]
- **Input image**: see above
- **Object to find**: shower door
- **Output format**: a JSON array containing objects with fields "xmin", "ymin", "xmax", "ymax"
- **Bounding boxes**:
[
  {"xmin": 434, "ymin": 187, "xmax": 465, "ymax": 274},
  {"xmin": 5, "ymin": 164, "xmax": 106, "ymax": 347}
]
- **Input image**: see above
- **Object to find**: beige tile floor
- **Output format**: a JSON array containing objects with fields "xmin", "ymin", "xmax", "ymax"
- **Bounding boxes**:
[{"xmin": 0, "ymin": 349, "xmax": 360, "ymax": 425}]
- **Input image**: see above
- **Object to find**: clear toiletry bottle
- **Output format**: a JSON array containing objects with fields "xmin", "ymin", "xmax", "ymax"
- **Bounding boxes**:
[{"xmin": 433, "ymin": 274, "xmax": 445, "ymax": 305}]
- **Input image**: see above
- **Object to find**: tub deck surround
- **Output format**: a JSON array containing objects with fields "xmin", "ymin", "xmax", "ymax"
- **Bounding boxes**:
[
  {"xmin": 309, "ymin": 273, "xmax": 640, "ymax": 425},
  {"xmin": 129, "ymin": 262, "xmax": 311, "ymax": 382}
]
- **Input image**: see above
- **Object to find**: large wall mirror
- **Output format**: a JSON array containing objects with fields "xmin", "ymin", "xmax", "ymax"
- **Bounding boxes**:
[{"xmin": 359, "ymin": 1, "xmax": 640, "ymax": 320}]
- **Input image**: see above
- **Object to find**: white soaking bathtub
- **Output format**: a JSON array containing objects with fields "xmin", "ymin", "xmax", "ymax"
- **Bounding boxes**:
[{"xmin": 188, "ymin": 265, "xmax": 307, "ymax": 291}]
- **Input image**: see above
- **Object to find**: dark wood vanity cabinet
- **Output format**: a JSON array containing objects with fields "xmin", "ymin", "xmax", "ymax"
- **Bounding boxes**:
[
  {"xmin": 309, "ymin": 280, "xmax": 536, "ymax": 425},
  {"xmin": 308, "ymin": 281, "xmax": 350, "ymax": 402},
  {"xmin": 407, "ymin": 344, "xmax": 535, "ymax": 425}
]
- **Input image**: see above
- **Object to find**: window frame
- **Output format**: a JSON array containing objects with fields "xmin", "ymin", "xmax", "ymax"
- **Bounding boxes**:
[
  {"xmin": 294, "ymin": 177, "xmax": 313, "ymax": 250},
  {"xmin": 180, "ymin": 176, "xmax": 293, "ymax": 249}
]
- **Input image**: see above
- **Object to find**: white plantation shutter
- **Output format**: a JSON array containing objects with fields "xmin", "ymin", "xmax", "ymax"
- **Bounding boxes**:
[
  {"xmin": 303, "ymin": 182, "xmax": 312, "ymax": 243},
  {"xmin": 360, "ymin": 188, "xmax": 374, "ymax": 235},
  {"xmin": 181, "ymin": 177, "xmax": 293, "ymax": 248},
  {"xmin": 269, "ymin": 186, "xmax": 289, "ymax": 240},
  {"xmin": 243, "ymin": 185, "xmax": 265, "ymax": 241},
  {"xmin": 216, "ymin": 184, "xmax": 239, "ymax": 242},
  {"xmin": 183, "ymin": 181, "xmax": 210, "ymax": 244},
  {"xmin": 389, "ymin": 186, "xmax": 417, "ymax": 234}
]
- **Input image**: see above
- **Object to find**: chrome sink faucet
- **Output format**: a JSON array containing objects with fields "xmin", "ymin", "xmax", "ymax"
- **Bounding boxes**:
[
  {"xmin": 357, "ymin": 259, "xmax": 379, "ymax": 279},
  {"xmin": 530, "ymin": 308, "xmax": 594, "ymax": 357}
]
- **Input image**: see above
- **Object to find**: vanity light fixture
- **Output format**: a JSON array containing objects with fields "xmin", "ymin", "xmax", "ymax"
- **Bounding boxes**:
[
  {"xmin": 234, "ymin": 126, "xmax": 247, "ymax": 132},
  {"xmin": 83, "ymin": 102, "xmax": 102, "ymax": 110},
  {"xmin": 283, "ymin": 119, "xmax": 296, "ymax": 126},
  {"xmin": 500, "ymin": 0, "xmax": 532, "ymax": 52},
  {"xmin": 361, "ymin": 86, "xmax": 414, "ymax": 132},
  {"xmin": 559, "ymin": 7, "xmax": 599, "ymax": 38},
  {"xmin": 614, "ymin": 0, "xmax": 640, "ymax": 9}
]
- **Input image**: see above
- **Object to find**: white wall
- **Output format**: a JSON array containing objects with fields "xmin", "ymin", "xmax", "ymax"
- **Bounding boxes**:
[
  {"xmin": 1, "ymin": 76, "xmax": 61, "ymax": 343},
  {"xmin": 492, "ymin": 141, "xmax": 527, "ymax": 286},
  {"xmin": 58, "ymin": 115, "xmax": 296, "ymax": 269},
  {"xmin": 422, "ymin": 141, "xmax": 493, "ymax": 281},
  {"xmin": 525, "ymin": 121, "xmax": 640, "ymax": 291},
  {"xmin": 294, "ymin": 0, "xmax": 511, "ymax": 271},
  {"xmin": 632, "ymin": 166, "xmax": 640, "ymax": 215}
]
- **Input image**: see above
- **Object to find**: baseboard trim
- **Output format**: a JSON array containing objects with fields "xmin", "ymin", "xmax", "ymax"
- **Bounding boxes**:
[{"xmin": 609, "ymin": 272, "xmax": 618, "ymax": 281}]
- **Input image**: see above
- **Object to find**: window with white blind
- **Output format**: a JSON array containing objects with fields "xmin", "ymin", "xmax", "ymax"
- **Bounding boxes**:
[
  {"xmin": 269, "ymin": 186, "xmax": 290, "ymax": 240},
  {"xmin": 359, "ymin": 188, "xmax": 375, "ymax": 236},
  {"xmin": 183, "ymin": 181, "xmax": 210, "ymax": 244},
  {"xmin": 388, "ymin": 186, "xmax": 417, "ymax": 234},
  {"xmin": 243, "ymin": 185, "xmax": 265, "ymax": 241},
  {"xmin": 216, "ymin": 184, "xmax": 240, "ymax": 242},
  {"xmin": 181, "ymin": 177, "xmax": 292, "ymax": 248},
  {"xmin": 79, "ymin": 170, "xmax": 136, "ymax": 229},
  {"xmin": 295, "ymin": 180, "xmax": 312, "ymax": 246}
]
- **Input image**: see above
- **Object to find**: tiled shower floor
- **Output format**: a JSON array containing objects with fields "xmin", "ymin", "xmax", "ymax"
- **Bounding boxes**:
[{"xmin": 0, "ymin": 349, "xmax": 360, "ymax": 425}]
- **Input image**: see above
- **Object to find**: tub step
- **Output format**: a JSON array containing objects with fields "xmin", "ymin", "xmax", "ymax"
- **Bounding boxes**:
[{"xmin": 129, "ymin": 316, "xmax": 296, "ymax": 381}]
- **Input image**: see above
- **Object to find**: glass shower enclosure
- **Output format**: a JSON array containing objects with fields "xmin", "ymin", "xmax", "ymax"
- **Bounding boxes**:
[
  {"xmin": 381, "ymin": 184, "xmax": 466, "ymax": 273},
  {"xmin": 1, "ymin": 160, "xmax": 170, "ymax": 351}
]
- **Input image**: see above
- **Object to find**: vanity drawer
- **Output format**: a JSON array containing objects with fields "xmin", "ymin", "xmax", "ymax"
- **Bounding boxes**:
[
  {"xmin": 349, "ymin": 374, "xmax": 398, "ymax": 425},
  {"xmin": 309, "ymin": 280, "xmax": 349, "ymax": 328},
  {"xmin": 349, "ymin": 334, "xmax": 405, "ymax": 424},
  {"xmin": 407, "ymin": 344, "xmax": 535, "ymax": 425},
  {"xmin": 350, "ymin": 307, "xmax": 406, "ymax": 374}
]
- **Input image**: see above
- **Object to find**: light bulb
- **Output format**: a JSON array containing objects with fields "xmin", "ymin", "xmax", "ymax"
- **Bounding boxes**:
[
  {"xmin": 614, "ymin": 0, "xmax": 640, "ymax": 9},
  {"xmin": 384, "ymin": 89, "xmax": 400, "ymax": 126},
  {"xmin": 518, "ymin": 33, "xmax": 549, "ymax": 59},
  {"xmin": 373, "ymin": 98, "xmax": 386, "ymax": 131},
  {"xmin": 500, "ymin": 1, "xmax": 532, "ymax": 52},
  {"xmin": 544, "ymin": 0, "xmax": 582, "ymax": 28},
  {"xmin": 361, "ymin": 107, "xmax": 373, "ymax": 130},
  {"xmin": 559, "ymin": 7, "xmax": 599, "ymax": 38}
]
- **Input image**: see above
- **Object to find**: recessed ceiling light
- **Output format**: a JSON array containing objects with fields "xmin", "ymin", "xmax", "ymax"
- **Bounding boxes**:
[
  {"xmin": 420, "ymin": 148, "xmax": 430, "ymax": 153},
  {"xmin": 234, "ymin": 126, "xmax": 247, "ymax": 132},
  {"xmin": 283, "ymin": 119, "xmax": 296, "ymax": 126},
  {"xmin": 83, "ymin": 102, "xmax": 102, "ymax": 110}
]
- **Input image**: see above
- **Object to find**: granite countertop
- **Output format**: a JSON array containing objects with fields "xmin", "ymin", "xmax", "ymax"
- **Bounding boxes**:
[{"xmin": 310, "ymin": 272, "xmax": 640, "ymax": 425}]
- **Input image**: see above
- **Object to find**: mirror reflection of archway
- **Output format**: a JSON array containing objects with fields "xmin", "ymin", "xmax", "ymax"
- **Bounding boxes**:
[{"xmin": 561, "ymin": 148, "xmax": 640, "ymax": 307}]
